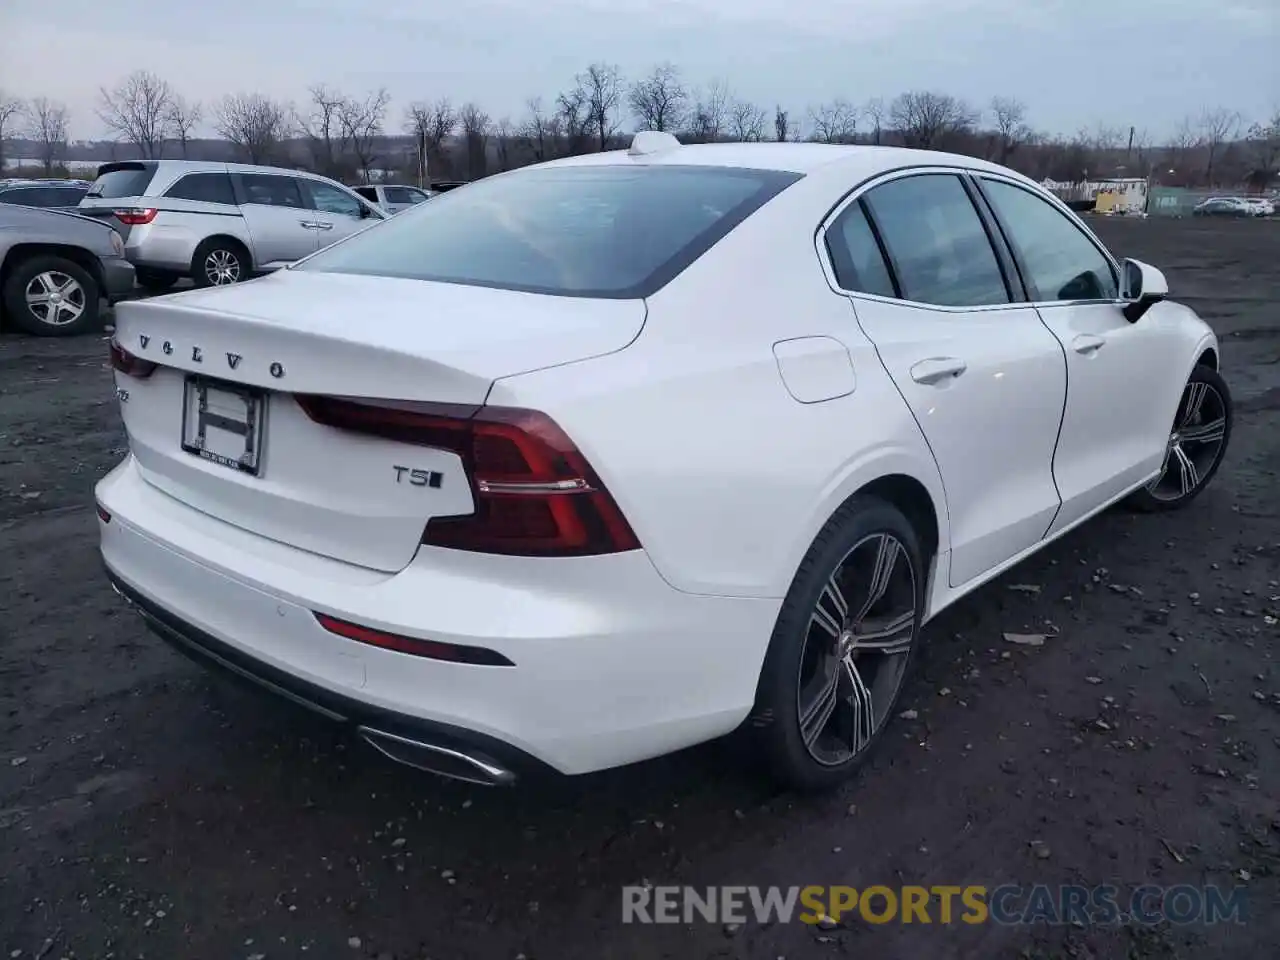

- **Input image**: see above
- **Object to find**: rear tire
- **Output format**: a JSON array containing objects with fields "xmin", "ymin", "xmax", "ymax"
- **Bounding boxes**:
[
  {"xmin": 1126, "ymin": 365, "xmax": 1232, "ymax": 513},
  {"xmin": 751, "ymin": 496, "xmax": 925, "ymax": 791},
  {"xmin": 191, "ymin": 238, "xmax": 249, "ymax": 288},
  {"xmin": 135, "ymin": 268, "xmax": 179, "ymax": 292},
  {"xmin": 2, "ymin": 255, "xmax": 101, "ymax": 337}
]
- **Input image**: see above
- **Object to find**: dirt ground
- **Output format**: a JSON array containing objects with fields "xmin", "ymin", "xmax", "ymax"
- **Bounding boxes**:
[{"xmin": 1, "ymin": 217, "xmax": 1277, "ymax": 960}]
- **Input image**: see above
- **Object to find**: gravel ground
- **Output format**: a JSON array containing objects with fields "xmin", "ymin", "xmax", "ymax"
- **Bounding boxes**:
[{"xmin": 1, "ymin": 217, "xmax": 1277, "ymax": 960}]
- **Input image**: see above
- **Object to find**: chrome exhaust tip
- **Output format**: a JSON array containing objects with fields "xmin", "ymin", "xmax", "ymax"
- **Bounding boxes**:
[{"xmin": 357, "ymin": 727, "xmax": 516, "ymax": 787}]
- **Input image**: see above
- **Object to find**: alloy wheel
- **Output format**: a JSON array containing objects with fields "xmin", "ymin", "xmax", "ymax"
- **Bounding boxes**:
[
  {"xmin": 204, "ymin": 249, "xmax": 243, "ymax": 285},
  {"xmin": 24, "ymin": 270, "xmax": 86, "ymax": 326},
  {"xmin": 1146, "ymin": 380, "xmax": 1228, "ymax": 502},
  {"xmin": 796, "ymin": 532, "xmax": 917, "ymax": 766}
]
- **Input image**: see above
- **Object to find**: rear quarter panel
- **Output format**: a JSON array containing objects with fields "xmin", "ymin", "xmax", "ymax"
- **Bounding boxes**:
[{"xmin": 488, "ymin": 172, "xmax": 949, "ymax": 600}]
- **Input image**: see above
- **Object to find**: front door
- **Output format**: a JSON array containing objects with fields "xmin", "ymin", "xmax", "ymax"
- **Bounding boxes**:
[
  {"xmin": 829, "ymin": 172, "xmax": 1067, "ymax": 588},
  {"xmin": 304, "ymin": 181, "xmax": 379, "ymax": 250},
  {"xmin": 235, "ymin": 173, "xmax": 319, "ymax": 268},
  {"xmin": 973, "ymin": 176, "xmax": 1182, "ymax": 536}
]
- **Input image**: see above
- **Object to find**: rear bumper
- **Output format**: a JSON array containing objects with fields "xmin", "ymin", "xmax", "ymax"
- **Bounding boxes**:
[
  {"xmin": 96, "ymin": 456, "xmax": 778, "ymax": 776},
  {"xmin": 100, "ymin": 257, "xmax": 136, "ymax": 302}
]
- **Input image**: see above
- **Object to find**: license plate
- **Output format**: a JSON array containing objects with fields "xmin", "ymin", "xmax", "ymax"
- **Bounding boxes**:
[{"xmin": 180, "ymin": 377, "xmax": 266, "ymax": 475}]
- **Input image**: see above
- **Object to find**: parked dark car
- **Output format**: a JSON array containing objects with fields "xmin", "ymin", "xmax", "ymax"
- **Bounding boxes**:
[
  {"xmin": 428, "ymin": 180, "xmax": 468, "ymax": 193},
  {"xmin": 0, "ymin": 179, "xmax": 91, "ymax": 210},
  {"xmin": 0, "ymin": 204, "xmax": 135, "ymax": 336}
]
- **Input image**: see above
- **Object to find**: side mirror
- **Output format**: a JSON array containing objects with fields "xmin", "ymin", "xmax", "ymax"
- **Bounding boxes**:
[{"xmin": 1120, "ymin": 258, "xmax": 1168, "ymax": 323}]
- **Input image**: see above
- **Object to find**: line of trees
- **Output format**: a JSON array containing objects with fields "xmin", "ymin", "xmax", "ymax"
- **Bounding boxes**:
[{"xmin": 2, "ymin": 67, "xmax": 1278, "ymax": 190}]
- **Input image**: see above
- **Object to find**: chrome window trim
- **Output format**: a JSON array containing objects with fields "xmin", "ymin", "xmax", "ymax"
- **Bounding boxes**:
[{"xmin": 815, "ymin": 165, "xmax": 1126, "ymax": 313}]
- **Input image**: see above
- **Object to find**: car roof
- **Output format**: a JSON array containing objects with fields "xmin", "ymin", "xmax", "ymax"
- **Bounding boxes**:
[{"xmin": 539, "ymin": 141, "xmax": 1032, "ymax": 181}]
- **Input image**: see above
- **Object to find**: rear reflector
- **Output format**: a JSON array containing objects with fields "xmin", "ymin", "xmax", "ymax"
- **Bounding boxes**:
[
  {"xmin": 314, "ymin": 612, "xmax": 514, "ymax": 666},
  {"xmin": 113, "ymin": 207, "xmax": 157, "ymax": 225},
  {"xmin": 109, "ymin": 338, "xmax": 157, "ymax": 378},
  {"xmin": 295, "ymin": 396, "xmax": 641, "ymax": 558},
  {"xmin": 96, "ymin": 503, "xmax": 111, "ymax": 523}
]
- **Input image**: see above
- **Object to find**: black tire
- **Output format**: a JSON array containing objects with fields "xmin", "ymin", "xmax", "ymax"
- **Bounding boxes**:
[
  {"xmin": 1, "ymin": 255, "xmax": 101, "ymax": 337},
  {"xmin": 751, "ymin": 495, "xmax": 926, "ymax": 791},
  {"xmin": 135, "ymin": 268, "xmax": 179, "ymax": 291},
  {"xmin": 190, "ymin": 238, "xmax": 249, "ymax": 288},
  {"xmin": 1126, "ymin": 365, "xmax": 1232, "ymax": 513}
]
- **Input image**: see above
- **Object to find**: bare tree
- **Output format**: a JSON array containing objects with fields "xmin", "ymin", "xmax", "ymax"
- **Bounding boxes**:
[
  {"xmin": 339, "ymin": 88, "xmax": 390, "ymax": 182},
  {"xmin": 494, "ymin": 117, "xmax": 513, "ymax": 171},
  {"xmin": 166, "ymin": 94, "xmax": 201, "ymax": 159},
  {"xmin": 0, "ymin": 91, "xmax": 25, "ymax": 172},
  {"xmin": 687, "ymin": 81, "xmax": 730, "ymax": 143},
  {"xmin": 628, "ymin": 62, "xmax": 687, "ymax": 133},
  {"xmin": 774, "ymin": 106, "xmax": 794, "ymax": 142},
  {"xmin": 1197, "ymin": 107, "xmax": 1241, "ymax": 186},
  {"xmin": 729, "ymin": 99, "xmax": 767, "ymax": 142},
  {"xmin": 808, "ymin": 99, "xmax": 858, "ymax": 144},
  {"xmin": 26, "ymin": 97, "xmax": 70, "ymax": 174},
  {"xmin": 521, "ymin": 96, "xmax": 558, "ymax": 162},
  {"xmin": 214, "ymin": 93, "xmax": 291, "ymax": 165},
  {"xmin": 889, "ymin": 91, "xmax": 975, "ymax": 150},
  {"xmin": 1244, "ymin": 109, "xmax": 1280, "ymax": 188},
  {"xmin": 458, "ymin": 101, "xmax": 491, "ymax": 178},
  {"xmin": 556, "ymin": 86, "xmax": 593, "ymax": 155},
  {"xmin": 97, "ymin": 70, "xmax": 173, "ymax": 159},
  {"xmin": 404, "ymin": 98, "xmax": 457, "ymax": 180},
  {"xmin": 989, "ymin": 96, "xmax": 1031, "ymax": 164},
  {"xmin": 298, "ymin": 84, "xmax": 351, "ymax": 177},
  {"xmin": 575, "ymin": 63, "xmax": 623, "ymax": 151},
  {"xmin": 863, "ymin": 97, "xmax": 886, "ymax": 145}
]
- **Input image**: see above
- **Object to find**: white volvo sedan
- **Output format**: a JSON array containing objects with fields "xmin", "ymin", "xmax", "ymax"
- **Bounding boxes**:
[{"xmin": 97, "ymin": 133, "xmax": 1231, "ymax": 789}]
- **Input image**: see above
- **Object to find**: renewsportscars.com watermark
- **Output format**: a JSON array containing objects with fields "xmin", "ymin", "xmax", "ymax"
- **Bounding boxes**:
[{"xmin": 622, "ymin": 884, "xmax": 1248, "ymax": 927}]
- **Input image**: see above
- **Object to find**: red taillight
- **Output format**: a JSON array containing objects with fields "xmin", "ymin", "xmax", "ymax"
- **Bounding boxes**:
[
  {"xmin": 109, "ymin": 338, "xmax": 157, "ymax": 378},
  {"xmin": 294, "ymin": 395, "xmax": 641, "ymax": 558},
  {"xmin": 96, "ymin": 503, "xmax": 111, "ymax": 523},
  {"xmin": 113, "ymin": 207, "xmax": 157, "ymax": 225},
  {"xmin": 314, "ymin": 612, "xmax": 514, "ymax": 666}
]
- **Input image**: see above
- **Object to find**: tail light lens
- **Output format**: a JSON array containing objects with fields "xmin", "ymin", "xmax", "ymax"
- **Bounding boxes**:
[
  {"xmin": 109, "ymin": 339, "xmax": 157, "ymax": 378},
  {"xmin": 113, "ymin": 208, "xmax": 157, "ymax": 225},
  {"xmin": 294, "ymin": 396, "xmax": 641, "ymax": 557}
]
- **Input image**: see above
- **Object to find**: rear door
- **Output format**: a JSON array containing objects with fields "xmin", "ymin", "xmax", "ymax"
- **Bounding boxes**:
[
  {"xmin": 973, "ymin": 175, "xmax": 1184, "ymax": 534},
  {"xmin": 233, "ymin": 173, "xmax": 319, "ymax": 267},
  {"xmin": 825, "ymin": 171, "xmax": 1067, "ymax": 588},
  {"xmin": 303, "ymin": 180, "xmax": 382, "ymax": 247}
]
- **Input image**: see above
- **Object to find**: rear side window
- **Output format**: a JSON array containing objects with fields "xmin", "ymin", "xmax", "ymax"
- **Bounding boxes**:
[
  {"xmin": 826, "ymin": 202, "xmax": 896, "ymax": 298},
  {"xmin": 863, "ymin": 174, "xmax": 1010, "ymax": 308},
  {"xmin": 0, "ymin": 187, "xmax": 48, "ymax": 206},
  {"xmin": 297, "ymin": 165, "xmax": 802, "ymax": 298},
  {"xmin": 86, "ymin": 163, "xmax": 157, "ymax": 199},
  {"xmin": 166, "ymin": 172, "xmax": 237, "ymax": 206},
  {"xmin": 240, "ymin": 174, "xmax": 306, "ymax": 209}
]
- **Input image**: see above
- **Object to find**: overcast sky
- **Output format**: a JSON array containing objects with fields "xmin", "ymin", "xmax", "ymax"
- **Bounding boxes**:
[{"xmin": 1, "ymin": 0, "xmax": 1275, "ymax": 142}]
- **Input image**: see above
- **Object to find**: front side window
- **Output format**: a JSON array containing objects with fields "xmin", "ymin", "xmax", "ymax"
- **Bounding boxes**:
[
  {"xmin": 296, "ymin": 164, "xmax": 802, "ymax": 299},
  {"xmin": 240, "ymin": 174, "xmax": 306, "ymax": 209},
  {"xmin": 166, "ymin": 172, "xmax": 236, "ymax": 206},
  {"xmin": 308, "ymin": 181, "xmax": 364, "ymax": 218},
  {"xmin": 862, "ymin": 174, "xmax": 1010, "ymax": 307},
  {"xmin": 385, "ymin": 186, "xmax": 425, "ymax": 205},
  {"xmin": 980, "ymin": 179, "xmax": 1118, "ymax": 301}
]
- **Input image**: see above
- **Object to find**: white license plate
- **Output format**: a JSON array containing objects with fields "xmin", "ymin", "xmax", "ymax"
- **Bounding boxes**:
[{"xmin": 180, "ymin": 377, "xmax": 266, "ymax": 475}]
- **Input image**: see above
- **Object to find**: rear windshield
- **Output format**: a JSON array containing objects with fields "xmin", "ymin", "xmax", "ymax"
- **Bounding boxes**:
[
  {"xmin": 85, "ymin": 163, "xmax": 158, "ymax": 199},
  {"xmin": 296, "ymin": 164, "xmax": 802, "ymax": 298}
]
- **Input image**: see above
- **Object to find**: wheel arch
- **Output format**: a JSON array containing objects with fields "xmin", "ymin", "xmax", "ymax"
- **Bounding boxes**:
[
  {"xmin": 194, "ymin": 233, "xmax": 254, "ymax": 272},
  {"xmin": 1, "ymin": 243, "xmax": 105, "ymax": 293}
]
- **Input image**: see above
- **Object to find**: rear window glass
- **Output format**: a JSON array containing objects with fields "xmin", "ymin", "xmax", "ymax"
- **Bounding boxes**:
[
  {"xmin": 86, "ymin": 164, "xmax": 157, "ymax": 199},
  {"xmin": 296, "ymin": 165, "xmax": 802, "ymax": 298}
]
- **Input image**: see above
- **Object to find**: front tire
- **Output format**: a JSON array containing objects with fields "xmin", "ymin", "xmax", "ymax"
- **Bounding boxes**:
[
  {"xmin": 752, "ymin": 496, "xmax": 925, "ymax": 791},
  {"xmin": 191, "ymin": 239, "xmax": 249, "ymax": 288},
  {"xmin": 2, "ymin": 255, "xmax": 101, "ymax": 337},
  {"xmin": 1127, "ymin": 365, "xmax": 1232, "ymax": 512}
]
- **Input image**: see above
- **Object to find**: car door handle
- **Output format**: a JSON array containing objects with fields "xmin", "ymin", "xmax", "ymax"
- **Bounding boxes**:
[
  {"xmin": 299, "ymin": 220, "xmax": 320, "ymax": 229},
  {"xmin": 1072, "ymin": 334, "xmax": 1106, "ymax": 355},
  {"xmin": 910, "ymin": 357, "xmax": 968, "ymax": 385},
  {"xmin": 313, "ymin": 222, "xmax": 334, "ymax": 231}
]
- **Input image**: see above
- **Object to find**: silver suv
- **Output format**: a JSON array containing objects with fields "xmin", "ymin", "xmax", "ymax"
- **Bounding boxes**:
[{"xmin": 77, "ymin": 160, "xmax": 386, "ymax": 290}]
